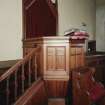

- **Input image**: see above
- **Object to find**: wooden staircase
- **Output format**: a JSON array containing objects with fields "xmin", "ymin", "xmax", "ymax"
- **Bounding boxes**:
[
  {"xmin": 0, "ymin": 1, "xmax": 67, "ymax": 105},
  {"xmin": 15, "ymin": 78, "xmax": 48, "ymax": 105},
  {"xmin": 0, "ymin": 47, "xmax": 43, "ymax": 105},
  {"xmin": 0, "ymin": 48, "xmax": 67, "ymax": 105}
]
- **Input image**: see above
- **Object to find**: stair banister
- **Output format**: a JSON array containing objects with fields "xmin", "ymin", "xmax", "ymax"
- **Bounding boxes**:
[{"xmin": 0, "ymin": 47, "xmax": 40, "ymax": 105}]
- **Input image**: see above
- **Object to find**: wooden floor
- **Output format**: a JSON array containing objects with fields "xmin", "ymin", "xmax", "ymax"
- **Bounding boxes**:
[{"xmin": 48, "ymin": 99, "xmax": 65, "ymax": 105}]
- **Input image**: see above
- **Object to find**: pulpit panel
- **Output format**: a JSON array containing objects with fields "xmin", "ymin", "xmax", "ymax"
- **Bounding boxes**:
[{"xmin": 44, "ymin": 45, "xmax": 68, "ymax": 80}]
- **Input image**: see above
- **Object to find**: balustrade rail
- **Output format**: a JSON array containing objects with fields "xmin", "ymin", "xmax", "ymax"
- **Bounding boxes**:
[{"xmin": 0, "ymin": 47, "xmax": 40, "ymax": 105}]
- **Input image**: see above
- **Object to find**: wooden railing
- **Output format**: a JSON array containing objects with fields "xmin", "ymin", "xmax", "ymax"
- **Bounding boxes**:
[
  {"xmin": 15, "ymin": 78, "xmax": 48, "ymax": 105},
  {"xmin": 0, "ymin": 47, "xmax": 40, "ymax": 105}
]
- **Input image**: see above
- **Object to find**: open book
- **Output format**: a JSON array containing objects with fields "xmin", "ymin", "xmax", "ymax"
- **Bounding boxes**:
[{"xmin": 64, "ymin": 28, "xmax": 89, "ymax": 39}]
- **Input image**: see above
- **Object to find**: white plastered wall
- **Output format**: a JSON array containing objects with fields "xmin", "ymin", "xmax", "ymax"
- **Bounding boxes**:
[
  {"xmin": 58, "ymin": 0, "xmax": 96, "ymax": 40},
  {"xmin": 0, "ymin": 0, "xmax": 96, "ymax": 61},
  {"xmin": 96, "ymin": 3, "xmax": 105, "ymax": 51},
  {"xmin": 0, "ymin": 0, "xmax": 22, "ymax": 61}
]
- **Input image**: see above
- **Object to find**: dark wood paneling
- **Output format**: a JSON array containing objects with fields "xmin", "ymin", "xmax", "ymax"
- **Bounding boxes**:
[
  {"xmin": 23, "ymin": 0, "xmax": 57, "ymax": 38},
  {"xmin": 45, "ymin": 80, "xmax": 68, "ymax": 98}
]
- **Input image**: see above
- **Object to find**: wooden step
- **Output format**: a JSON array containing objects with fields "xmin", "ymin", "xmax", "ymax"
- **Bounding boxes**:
[{"xmin": 48, "ymin": 99, "xmax": 65, "ymax": 105}]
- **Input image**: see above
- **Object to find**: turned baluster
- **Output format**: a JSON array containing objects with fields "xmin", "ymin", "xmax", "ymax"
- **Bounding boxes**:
[
  {"xmin": 34, "ymin": 56, "xmax": 37, "ymax": 80},
  {"xmin": 14, "ymin": 70, "xmax": 18, "ymax": 101},
  {"xmin": 22, "ymin": 64, "xmax": 25, "ymax": 93},
  {"xmin": 28, "ymin": 58, "xmax": 31, "ymax": 86},
  {"xmin": 6, "ymin": 77, "xmax": 10, "ymax": 105}
]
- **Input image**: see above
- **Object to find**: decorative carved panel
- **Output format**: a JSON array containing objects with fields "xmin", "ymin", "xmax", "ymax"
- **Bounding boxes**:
[
  {"xmin": 47, "ymin": 47, "xmax": 66, "ymax": 71},
  {"xmin": 56, "ymin": 47, "xmax": 65, "ymax": 70},
  {"xmin": 45, "ymin": 46, "xmax": 68, "ymax": 80},
  {"xmin": 47, "ymin": 47, "xmax": 56, "ymax": 71}
]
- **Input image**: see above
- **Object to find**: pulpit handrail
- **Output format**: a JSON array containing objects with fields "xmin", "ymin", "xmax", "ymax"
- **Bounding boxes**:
[
  {"xmin": 0, "ymin": 48, "xmax": 39, "ymax": 82},
  {"xmin": 0, "ymin": 47, "xmax": 40, "ymax": 105}
]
